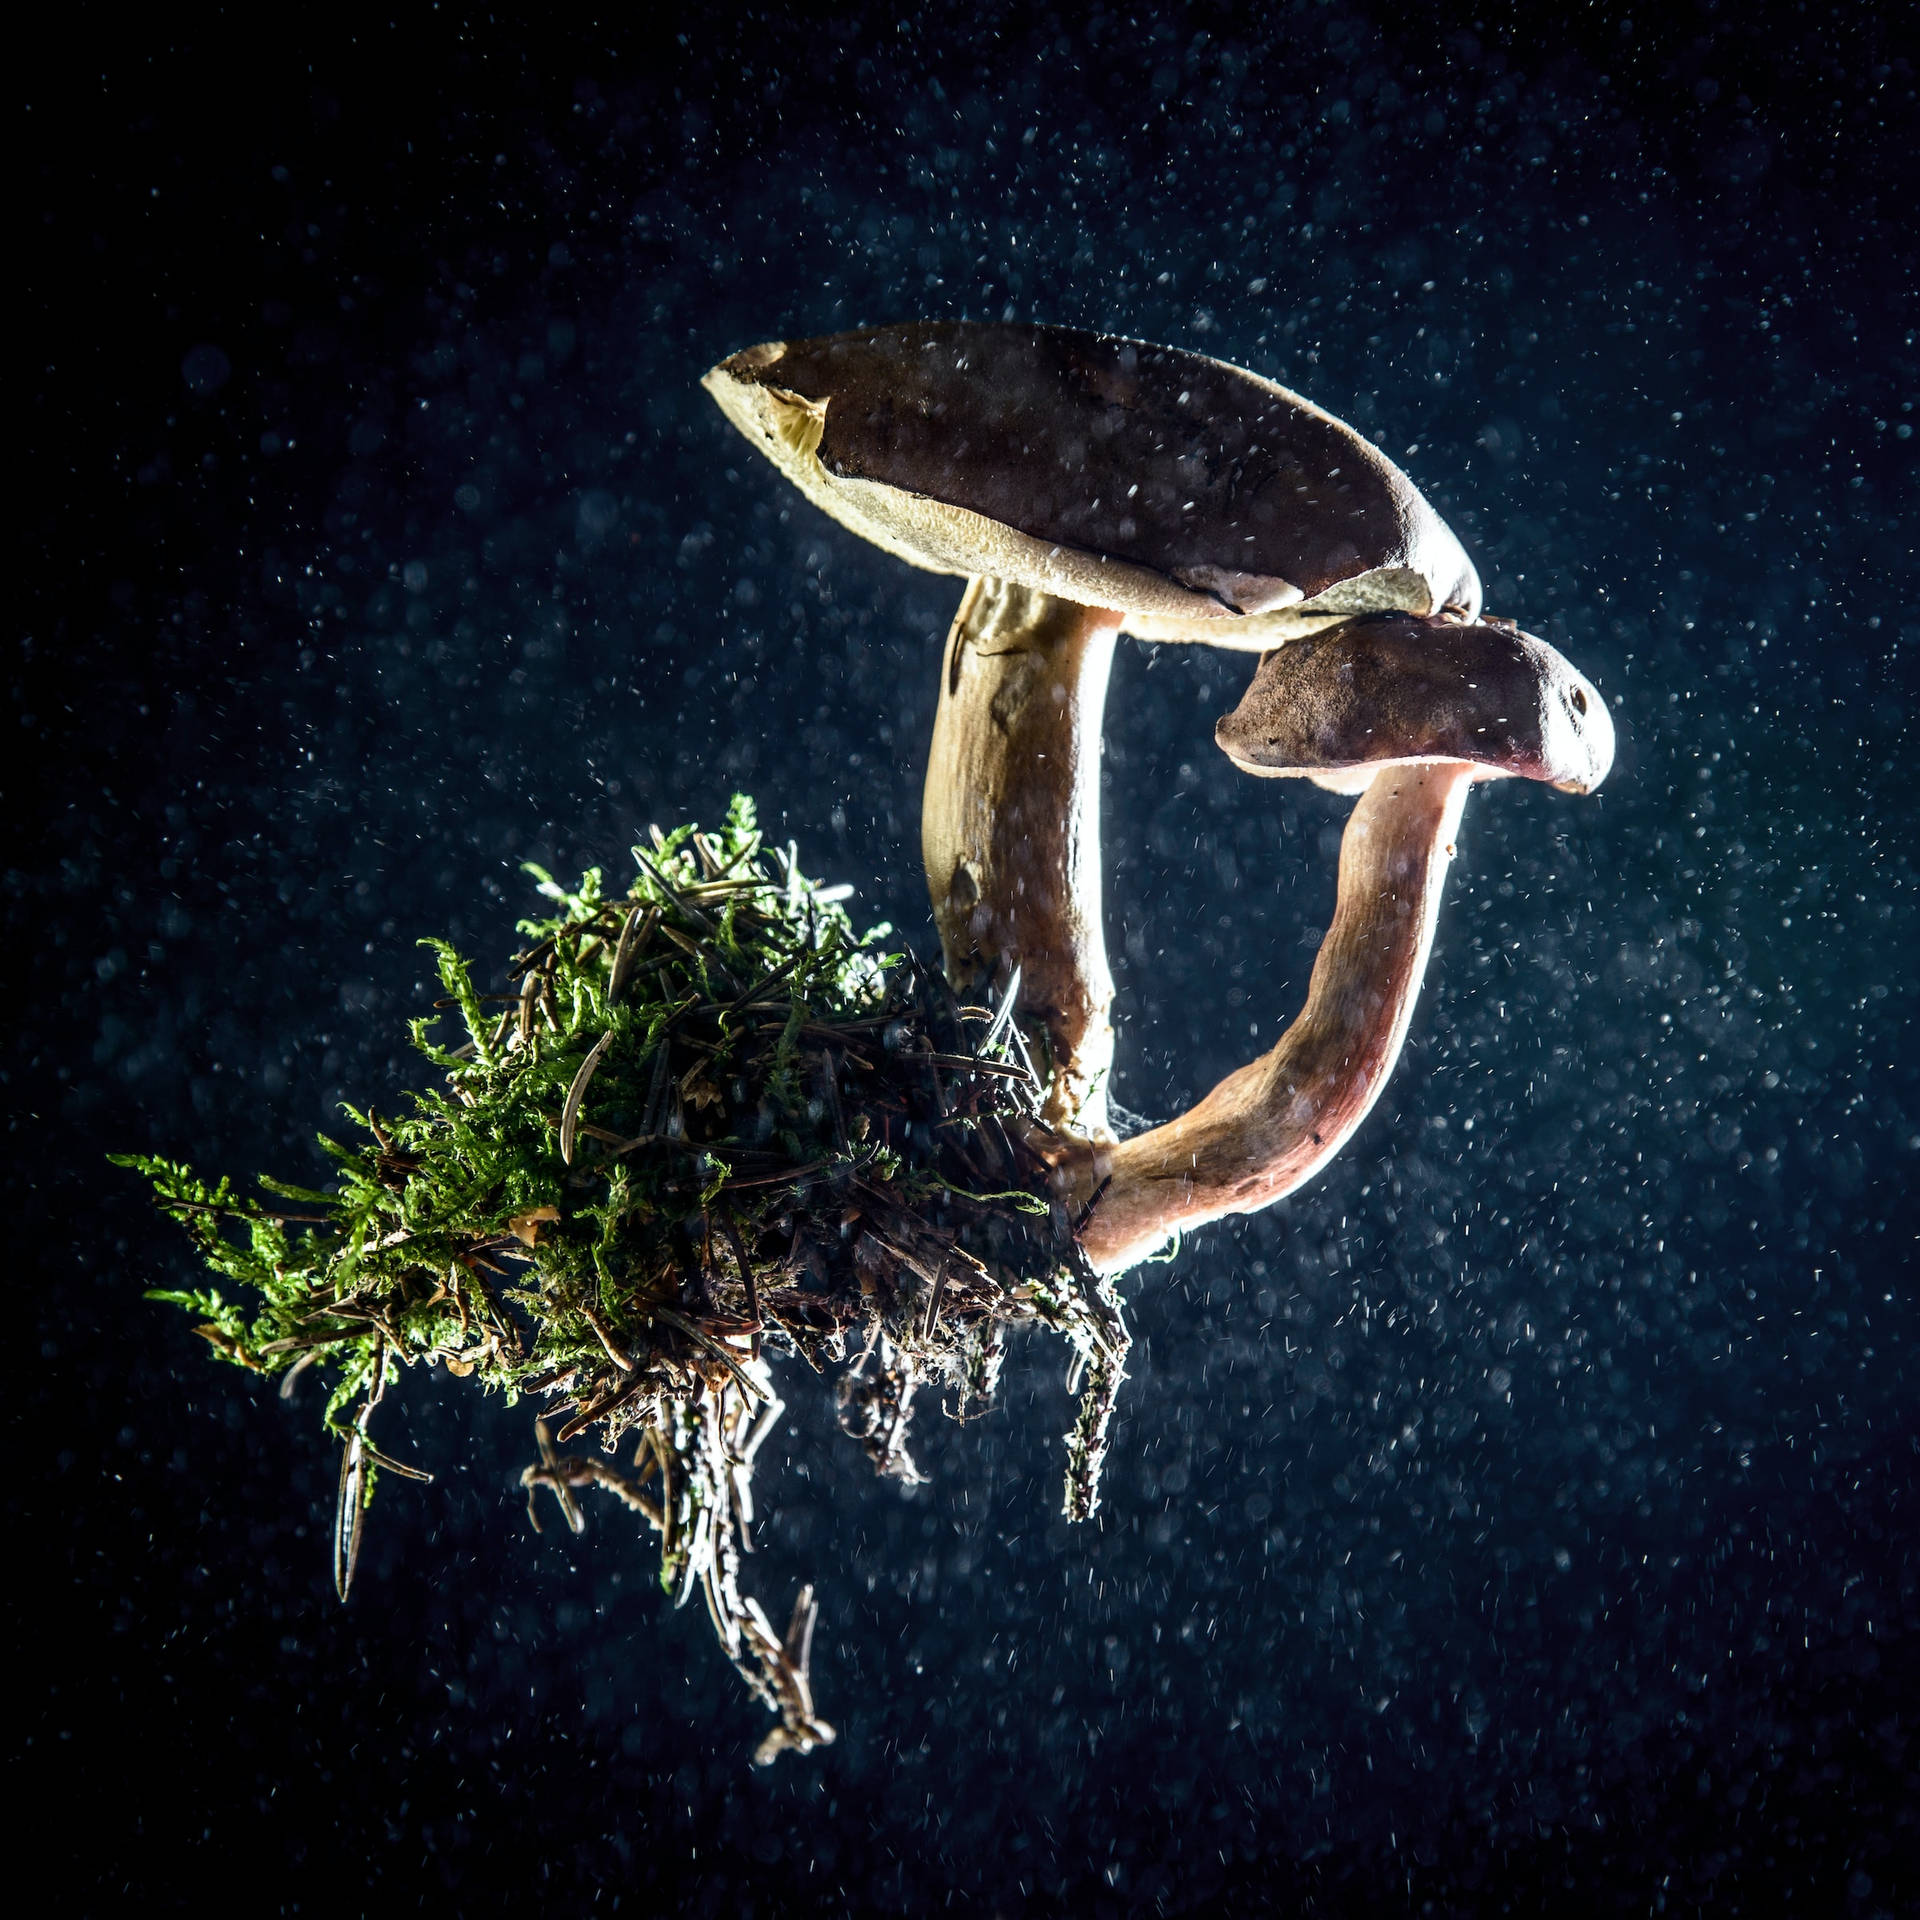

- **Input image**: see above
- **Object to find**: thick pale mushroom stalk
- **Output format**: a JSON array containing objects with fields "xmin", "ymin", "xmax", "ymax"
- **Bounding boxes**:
[
  {"xmin": 1059, "ymin": 761, "xmax": 1471, "ymax": 1273},
  {"xmin": 922, "ymin": 576, "xmax": 1122, "ymax": 1136}
]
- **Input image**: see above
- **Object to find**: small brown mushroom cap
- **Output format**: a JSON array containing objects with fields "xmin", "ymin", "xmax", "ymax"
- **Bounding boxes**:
[
  {"xmin": 704, "ymin": 323, "xmax": 1480, "ymax": 649},
  {"xmin": 1215, "ymin": 614, "xmax": 1615, "ymax": 795}
]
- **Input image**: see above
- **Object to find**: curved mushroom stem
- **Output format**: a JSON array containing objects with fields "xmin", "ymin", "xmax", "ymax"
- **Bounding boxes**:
[
  {"xmin": 922, "ymin": 576, "xmax": 1122, "ymax": 1136},
  {"xmin": 1062, "ymin": 761, "xmax": 1476, "ymax": 1273}
]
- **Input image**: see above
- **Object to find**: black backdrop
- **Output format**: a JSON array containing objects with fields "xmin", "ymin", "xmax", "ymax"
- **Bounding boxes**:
[{"xmin": 16, "ymin": 4, "xmax": 1917, "ymax": 1912}]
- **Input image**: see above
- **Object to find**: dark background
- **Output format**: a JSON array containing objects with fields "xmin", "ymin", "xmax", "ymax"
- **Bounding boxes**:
[{"xmin": 15, "ymin": 3, "xmax": 1917, "ymax": 1912}]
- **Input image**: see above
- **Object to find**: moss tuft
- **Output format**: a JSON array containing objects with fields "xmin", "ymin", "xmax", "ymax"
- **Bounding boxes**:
[{"xmin": 117, "ymin": 796, "xmax": 1129, "ymax": 1761}]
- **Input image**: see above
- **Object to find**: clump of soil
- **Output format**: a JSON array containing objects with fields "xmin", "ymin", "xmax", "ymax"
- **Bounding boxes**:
[{"xmin": 119, "ymin": 796, "xmax": 1128, "ymax": 1762}]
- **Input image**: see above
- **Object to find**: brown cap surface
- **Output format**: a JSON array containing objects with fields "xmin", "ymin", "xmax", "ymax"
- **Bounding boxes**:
[
  {"xmin": 705, "ymin": 323, "xmax": 1480, "ymax": 648},
  {"xmin": 1215, "ymin": 614, "xmax": 1615, "ymax": 793}
]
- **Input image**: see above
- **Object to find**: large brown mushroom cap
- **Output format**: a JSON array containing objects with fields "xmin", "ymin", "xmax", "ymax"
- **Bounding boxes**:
[
  {"xmin": 1216, "ymin": 614, "xmax": 1616, "ymax": 795},
  {"xmin": 704, "ymin": 323, "xmax": 1481, "ymax": 649}
]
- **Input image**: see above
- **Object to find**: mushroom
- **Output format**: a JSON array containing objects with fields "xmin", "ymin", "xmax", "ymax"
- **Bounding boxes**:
[
  {"xmin": 1061, "ymin": 613, "xmax": 1613, "ymax": 1273},
  {"xmin": 704, "ymin": 323, "xmax": 1614, "ymax": 1268}
]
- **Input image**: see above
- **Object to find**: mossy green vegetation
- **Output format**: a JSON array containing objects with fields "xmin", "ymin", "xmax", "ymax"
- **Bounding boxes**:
[{"xmin": 117, "ymin": 796, "xmax": 1129, "ymax": 1763}]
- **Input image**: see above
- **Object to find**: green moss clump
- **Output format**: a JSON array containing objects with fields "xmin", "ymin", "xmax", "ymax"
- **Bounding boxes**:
[{"xmin": 117, "ymin": 795, "xmax": 1129, "ymax": 1762}]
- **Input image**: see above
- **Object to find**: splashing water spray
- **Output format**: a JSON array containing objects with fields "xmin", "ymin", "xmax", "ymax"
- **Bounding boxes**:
[{"xmin": 124, "ymin": 323, "xmax": 1612, "ymax": 1764}]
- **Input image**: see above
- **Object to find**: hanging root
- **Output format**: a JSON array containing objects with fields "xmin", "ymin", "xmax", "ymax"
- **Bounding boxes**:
[
  {"xmin": 523, "ymin": 1374, "xmax": 835, "ymax": 1764},
  {"xmin": 1046, "ymin": 1251, "xmax": 1132, "ymax": 1523}
]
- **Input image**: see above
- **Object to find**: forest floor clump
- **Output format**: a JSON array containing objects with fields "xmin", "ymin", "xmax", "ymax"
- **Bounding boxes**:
[{"xmin": 117, "ymin": 796, "xmax": 1129, "ymax": 1762}]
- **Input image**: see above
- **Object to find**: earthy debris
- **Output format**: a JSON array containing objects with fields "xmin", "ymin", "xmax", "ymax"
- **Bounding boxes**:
[{"xmin": 117, "ymin": 795, "xmax": 1131, "ymax": 1761}]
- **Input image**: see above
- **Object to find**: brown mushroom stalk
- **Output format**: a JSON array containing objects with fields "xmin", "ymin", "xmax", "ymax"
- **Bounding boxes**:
[
  {"xmin": 923, "ymin": 575, "xmax": 1122, "ymax": 1136},
  {"xmin": 1064, "ymin": 612, "xmax": 1614, "ymax": 1272},
  {"xmin": 1060, "ymin": 760, "xmax": 1472, "ymax": 1273}
]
